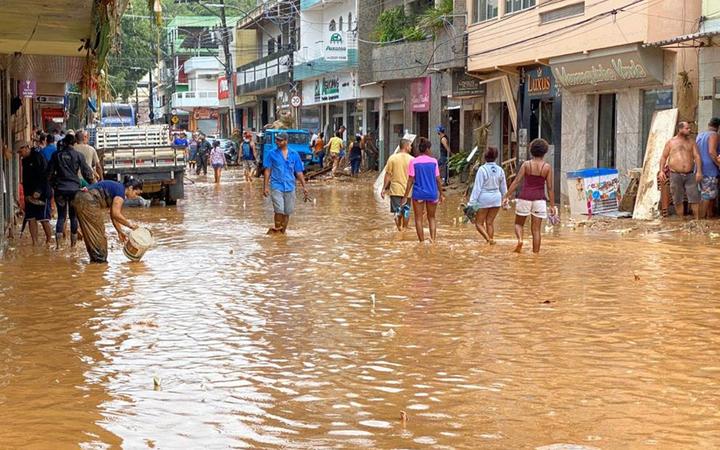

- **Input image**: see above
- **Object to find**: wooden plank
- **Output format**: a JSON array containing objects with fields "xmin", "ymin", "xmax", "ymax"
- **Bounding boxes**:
[{"xmin": 633, "ymin": 108, "xmax": 678, "ymax": 220}]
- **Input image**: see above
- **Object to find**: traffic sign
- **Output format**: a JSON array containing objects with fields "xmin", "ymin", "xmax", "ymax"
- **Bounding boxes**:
[
  {"xmin": 171, "ymin": 115, "xmax": 179, "ymax": 124},
  {"xmin": 290, "ymin": 95, "xmax": 302, "ymax": 108}
]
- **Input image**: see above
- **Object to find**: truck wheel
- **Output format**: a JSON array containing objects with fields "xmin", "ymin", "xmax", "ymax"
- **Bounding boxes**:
[{"xmin": 164, "ymin": 188, "xmax": 177, "ymax": 206}]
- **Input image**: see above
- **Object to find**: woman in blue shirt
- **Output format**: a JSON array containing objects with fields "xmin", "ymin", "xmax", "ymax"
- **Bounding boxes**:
[
  {"xmin": 72, "ymin": 176, "xmax": 143, "ymax": 263},
  {"xmin": 467, "ymin": 147, "xmax": 507, "ymax": 244}
]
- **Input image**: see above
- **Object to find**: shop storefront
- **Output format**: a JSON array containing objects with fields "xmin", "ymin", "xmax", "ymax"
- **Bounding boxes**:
[
  {"xmin": 550, "ymin": 44, "xmax": 671, "ymax": 194},
  {"xmin": 450, "ymin": 70, "xmax": 486, "ymax": 154},
  {"xmin": 520, "ymin": 66, "xmax": 562, "ymax": 196},
  {"xmin": 301, "ymin": 72, "xmax": 381, "ymax": 138}
]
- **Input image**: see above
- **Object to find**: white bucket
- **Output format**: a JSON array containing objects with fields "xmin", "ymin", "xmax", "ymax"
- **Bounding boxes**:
[{"xmin": 123, "ymin": 227, "xmax": 154, "ymax": 262}]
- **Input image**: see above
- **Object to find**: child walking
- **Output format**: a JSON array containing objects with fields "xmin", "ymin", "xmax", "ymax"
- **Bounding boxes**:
[{"xmin": 210, "ymin": 140, "xmax": 227, "ymax": 184}]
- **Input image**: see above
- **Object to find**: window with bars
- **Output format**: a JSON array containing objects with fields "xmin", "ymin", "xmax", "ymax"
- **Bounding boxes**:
[
  {"xmin": 474, "ymin": 0, "xmax": 498, "ymax": 22},
  {"xmin": 505, "ymin": 0, "xmax": 535, "ymax": 15}
]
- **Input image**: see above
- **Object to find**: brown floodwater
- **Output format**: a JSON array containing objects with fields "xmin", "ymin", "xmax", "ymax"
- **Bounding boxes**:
[{"xmin": 2, "ymin": 169, "xmax": 720, "ymax": 449}]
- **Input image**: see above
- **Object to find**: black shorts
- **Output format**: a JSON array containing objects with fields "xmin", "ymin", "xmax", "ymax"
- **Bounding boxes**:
[
  {"xmin": 25, "ymin": 201, "xmax": 50, "ymax": 221},
  {"xmin": 390, "ymin": 195, "xmax": 404, "ymax": 213}
]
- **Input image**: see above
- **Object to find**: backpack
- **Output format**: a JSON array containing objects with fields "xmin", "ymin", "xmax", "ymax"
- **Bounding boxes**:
[{"xmin": 241, "ymin": 141, "xmax": 253, "ymax": 160}]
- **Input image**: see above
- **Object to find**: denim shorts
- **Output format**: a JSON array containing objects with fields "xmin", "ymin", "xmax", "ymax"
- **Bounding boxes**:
[{"xmin": 270, "ymin": 189, "xmax": 296, "ymax": 215}]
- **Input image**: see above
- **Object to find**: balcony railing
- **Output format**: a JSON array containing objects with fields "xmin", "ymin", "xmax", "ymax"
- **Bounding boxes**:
[
  {"xmin": 237, "ymin": 50, "xmax": 292, "ymax": 95},
  {"xmin": 172, "ymin": 90, "xmax": 220, "ymax": 108}
]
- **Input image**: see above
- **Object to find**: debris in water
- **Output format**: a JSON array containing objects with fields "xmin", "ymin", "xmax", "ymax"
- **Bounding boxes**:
[
  {"xmin": 370, "ymin": 293, "xmax": 376, "ymax": 308},
  {"xmin": 400, "ymin": 410, "xmax": 408, "ymax": 423},
  {"xmin": 634, "ymin": 273, "xmax": 640, "ymax": 281},
  {"xmin": 153, "ymin": 376, "xmax": 161, "ymax": 390},
  {"xmin": 381, "ymin": 329, "xmax": 396, "ymax": 337},
  {"xmin": 541, "ymin": 300, "xmax": 552, "ymax": 304},
  {"xmin": 710, "ymin": 232, "xmax": 720, "ymax": 239},
  {"xmin": 229, "ymin": 249, "xmax": 234, "ymax": 255}
]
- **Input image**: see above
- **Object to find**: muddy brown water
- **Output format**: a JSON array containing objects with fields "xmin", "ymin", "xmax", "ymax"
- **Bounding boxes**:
[{"xmin": 2, "ymin": 169, "xmax": 720, "ymax": 449}]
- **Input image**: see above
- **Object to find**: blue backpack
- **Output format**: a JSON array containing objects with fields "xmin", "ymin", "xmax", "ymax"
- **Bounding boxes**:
[{"xmin": 241, "ymin": 141, "xmax": 253, "ymax": 160}]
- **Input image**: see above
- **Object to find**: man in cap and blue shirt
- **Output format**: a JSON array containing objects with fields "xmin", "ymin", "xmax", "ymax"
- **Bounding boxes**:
[{"xmin": 263, "ymin": 131, "xmax": 310, "ymax": 234}]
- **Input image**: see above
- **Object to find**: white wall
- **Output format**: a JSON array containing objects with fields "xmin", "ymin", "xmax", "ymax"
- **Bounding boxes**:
[{"xmin": 299, "ymin": 0, "xmax": 357, "ymax": 62}]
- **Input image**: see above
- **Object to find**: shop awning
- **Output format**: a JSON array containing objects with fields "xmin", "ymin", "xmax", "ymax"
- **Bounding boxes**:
[{"xmin": 644, "ymin": 30, "xmax": 720, "ymax": 48}]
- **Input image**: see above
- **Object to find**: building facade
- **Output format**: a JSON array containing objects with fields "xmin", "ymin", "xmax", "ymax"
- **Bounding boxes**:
[{"xmin": 467, "ymin": 0, "xmax": 701, "ymax": 198}]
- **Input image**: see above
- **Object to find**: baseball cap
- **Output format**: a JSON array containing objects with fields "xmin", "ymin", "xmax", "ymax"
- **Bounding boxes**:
[
  {"xmin": 275, "ymin": 131, "xmax": 288, "ymax": 141},
  {"xmin": 435, "ymin": 125, "xmax": 446, "ymax": 133}
]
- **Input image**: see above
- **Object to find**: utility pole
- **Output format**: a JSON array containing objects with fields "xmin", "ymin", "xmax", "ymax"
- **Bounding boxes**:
[
  {"xmin": 149, "ymin": 69, "xmax": 155, "ymax": 124},
  {"xmin": 218, "ymin": 0, "xmax": 238, "ymax": 134}
]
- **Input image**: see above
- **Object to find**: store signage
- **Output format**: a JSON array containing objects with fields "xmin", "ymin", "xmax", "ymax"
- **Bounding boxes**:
[
  {"xmin": 526, "ymin": 66, "xmax": 556, "ymax": 99},
  {"xmin": 314, "ymin": 76, "xmax": 341, "ymax": 103},
  {"xmin": 193, "ymin": 107, "xmax": 219, "ymax": 120},
  {"xmin": 19, "ymin": 80, "xmax": 35, "ymax": 98},
  {"xmin": 302, "ymin": 72, "xmax": 378, "ymax": 106},
  {"xmin": 451, "ymin": 71, "xmax": 485, "ymax": 97},
  {"xmin": 411, "ymin": 77, "xmax": 431, "ymax": 112},
  {"xmin": 218, "ymin": 74, "xmax": 236, "ymax": 100},
  {"xmin": 35, "ymin": 95, "xmax": 64, "ymax": 104},
  {"xmin": 550, "ymin": 47, "xmax": 664, "ymax": 91},
  {"xmin": 277, "ymin": 87, "xmax": 291, "ymax": 109},
  {"xmin": 325, "ymin": 31, "xmax": 348, "ymax": 62}
]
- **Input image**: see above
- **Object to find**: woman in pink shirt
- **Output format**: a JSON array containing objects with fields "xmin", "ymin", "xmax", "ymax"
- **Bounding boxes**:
[
  {"xmin": 401, "ymin": 137, "xmax": 445, "ymax": 242},
  {"xmin": 210, "ymin": 140, "xmax": 227, "ymax": 184}
]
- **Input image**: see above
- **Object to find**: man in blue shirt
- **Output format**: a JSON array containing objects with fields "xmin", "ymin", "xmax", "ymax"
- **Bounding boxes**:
[
  {"xmin": 40, "ymin": 134, "xmax": 57, "ymax": 161},
  {"xmin": 263, "ymin": 131, "xmax": 309, "ymax": 234}
]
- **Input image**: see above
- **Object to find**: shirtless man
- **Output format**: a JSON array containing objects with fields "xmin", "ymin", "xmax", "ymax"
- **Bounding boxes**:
[{"xmin": 658, "ymin": 121, "xmax": 702, "ymax": 219}]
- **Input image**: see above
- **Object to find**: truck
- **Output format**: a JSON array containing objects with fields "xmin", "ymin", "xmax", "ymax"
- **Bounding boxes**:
[
  {"xmin": 94, "ymin": 125, "xmax": 185, "ymax": 205},
  {"xmin": 258, "ymin": 129, "xmax": 318, "ymax": 171}
]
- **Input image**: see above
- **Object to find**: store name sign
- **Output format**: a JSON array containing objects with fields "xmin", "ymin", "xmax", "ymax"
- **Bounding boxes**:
[
  {"xmin": 554, "ymin": 58, "xmax": 648, "ymax": 87},
  {"xmin": 550, "ymin": 48, "xmax": 663, "ymax": 90},
  {"xmin": 325, "ymin": 32, "xmax": 348, "ymax": 62},
  {"xmin": 527, "ymin": 66, "xmax": 556, "ymax": 98}
]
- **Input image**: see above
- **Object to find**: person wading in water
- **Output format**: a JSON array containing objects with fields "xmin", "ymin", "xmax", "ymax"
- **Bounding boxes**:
[
  {"xmin": 263, "ymin": 132, "xmax": 309, "ymax": 234},
  {"xmin": 467, "ymin": 147, "xmax": 507, "ymax": 244},
  {"xmin": 504, "ymin": 138, "xmax": 557, "ymax": 254},
  {"xmin": 401, "ymin": 137, "xmax": 445, "ymax": 242},
  {"xmin": 72, "ymin": 177, "xmax": 143, "ymax": 263},
  {"xmin": 658, "ymin": 121, "xmax": 703, "ymax": 219}
]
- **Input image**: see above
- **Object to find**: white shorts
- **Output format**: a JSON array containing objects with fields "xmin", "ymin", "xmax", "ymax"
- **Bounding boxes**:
[{"xmin": 515, "ymin": 199, "xmax": 547, "ymax": 219}]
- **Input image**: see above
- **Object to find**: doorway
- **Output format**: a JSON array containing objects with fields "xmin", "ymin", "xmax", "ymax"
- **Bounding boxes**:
[
  {"xmin": 413, "ymin": 111, "xmax": 429, "ymax": 138},
  {"xmin": 597, "ymin": 93, "xmax": 616, "ymax": 168},
  {"xmin": 449, "ymin": 109, "xmax": 460, "ymax": 152}
]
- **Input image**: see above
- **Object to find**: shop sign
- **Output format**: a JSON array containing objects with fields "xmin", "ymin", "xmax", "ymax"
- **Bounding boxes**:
[
  {"xmin": 193, "ymin": 107, "xmax": 219, "ymax": 120},
  {"xmin": 451, "ymin": 71, "xmax": 485, "ymax": 97},
  {"xmin": 218, "ymin": 74, "xmax": 237, "ymax": 100},
  {"xmin": 277, "ymin": 87, "xmax": 291, "ymax": 109},
  {"xmin": 526, "ymin": 66, "xmax": 556, "ymax": 99},
  {"xmin": 550, "ymin": 46, "xmax": 664, "ymax": 91},
  {"xmin": 325, "ymin": 31, "xmax": 348, "ymax": 62},
  {"xmin": 19, "ymin": 80, "xmax": 36, "ymax": 98},
  {"xmin": 410, "ymin": 77, "xmax": 431, "ymax": 112}
]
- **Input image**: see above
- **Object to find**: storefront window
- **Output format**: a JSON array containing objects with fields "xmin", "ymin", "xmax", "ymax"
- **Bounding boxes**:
[
  {"xmin": 505, "ymin": 0, "xmax": 535, "ymax": 15},
  {"xmin": 597, "ymin": 94, "xmax": 616, "ymax": 168},
  {"xmin": 529, "ymin": 99, "xmax": 554, "ymax": 145},
  {"xmin": 641, "ymin": 89, "xmax": 673, "ymax": 159},
  {"xmin": 474, "ymin": 0, "xmax": 498, "ymax": 22}
]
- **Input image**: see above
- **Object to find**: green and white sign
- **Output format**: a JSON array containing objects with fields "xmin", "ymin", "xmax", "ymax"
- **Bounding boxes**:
[{"xmin": 325, "ymin": 32, "xmax": 348, "ymax": 62}]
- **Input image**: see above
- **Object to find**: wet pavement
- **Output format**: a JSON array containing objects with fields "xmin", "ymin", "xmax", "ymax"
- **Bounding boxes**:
[{"xmin": 1, "ymin": 168, "xmax": 720, "ymax": 448}]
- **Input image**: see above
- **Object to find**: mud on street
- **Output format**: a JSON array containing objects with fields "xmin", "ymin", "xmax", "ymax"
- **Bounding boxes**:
[{"xmin": 2, "ymin": 169, "xmax": 720, "ymax": 448}]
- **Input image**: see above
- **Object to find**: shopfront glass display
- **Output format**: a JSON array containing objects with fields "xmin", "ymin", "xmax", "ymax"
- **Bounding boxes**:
[
  {"xmin": 597, "ymin": 93, "xmax": 616, "ymax": 169},
  {"xmin": 641, "ymin": 89, "xmax": 673, "ymax": 159}
]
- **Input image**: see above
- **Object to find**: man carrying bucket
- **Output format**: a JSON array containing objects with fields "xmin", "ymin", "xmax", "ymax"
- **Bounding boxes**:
[
  {"xmin": 72, "ymin": 176, "xmax": 144, "ymax": 263},
  {"xmin": 263, "ymin": 131, "xmax": 309, "ymax": 234}
]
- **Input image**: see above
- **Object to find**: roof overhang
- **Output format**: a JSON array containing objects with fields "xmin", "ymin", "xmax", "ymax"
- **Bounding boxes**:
[
  {"xmin": 644, "ymin": 30, "xmax": 720, "ymax": 48},
  {"xmin": 0, "ymin": 0, "xmax": 94, "ymax": 56}
]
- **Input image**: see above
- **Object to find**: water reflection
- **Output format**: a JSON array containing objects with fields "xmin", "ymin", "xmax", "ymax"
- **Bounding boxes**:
[{"xmin": 1, "ymin": 170, "xmax": 720, "ymax": 448}]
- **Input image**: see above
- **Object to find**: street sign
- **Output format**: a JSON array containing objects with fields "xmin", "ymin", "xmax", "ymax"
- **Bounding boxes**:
[
  {"xmin": 171, "ymin": 115, "xmax": 179, "ymax": 124},
  {"xmin": 290, "ymin": 95, "xmax": 302, "ymax": 108}
]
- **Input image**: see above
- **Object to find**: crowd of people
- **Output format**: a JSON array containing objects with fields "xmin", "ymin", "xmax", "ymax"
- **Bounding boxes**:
[{"xmin": 18, "ymin": 128, "xmax": 141, "ymax": 263}]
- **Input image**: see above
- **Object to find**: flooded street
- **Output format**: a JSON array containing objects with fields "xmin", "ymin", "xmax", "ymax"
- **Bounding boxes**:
[{"xmin": 2, "ymin": 168, "xmax": 720, "ymax": 449}]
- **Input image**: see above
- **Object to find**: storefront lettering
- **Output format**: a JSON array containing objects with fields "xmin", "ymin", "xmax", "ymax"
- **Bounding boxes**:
[
  {"xmin": 554, "ymin": 58, "xmax": 649, "ymax": 87},
  {"xmin": 528, "ymin": 76, "xmax": 551, "ymax": 94}
]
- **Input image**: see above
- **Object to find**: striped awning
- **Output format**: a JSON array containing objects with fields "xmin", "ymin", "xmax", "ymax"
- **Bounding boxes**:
[{"xmin": 644, "ymin": 30, "xmax": 720, "ymax": 48}]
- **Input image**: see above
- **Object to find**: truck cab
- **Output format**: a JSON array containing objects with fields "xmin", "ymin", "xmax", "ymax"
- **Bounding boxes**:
[{"xmin": 259, "ymin": 129, "xmax": 318, "ymax": 169}]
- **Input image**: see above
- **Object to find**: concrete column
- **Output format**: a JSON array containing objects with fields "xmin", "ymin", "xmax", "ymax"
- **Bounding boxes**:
[{"xmin": 379, "ymin": 87, "xmax": 386, "ymax": 168}]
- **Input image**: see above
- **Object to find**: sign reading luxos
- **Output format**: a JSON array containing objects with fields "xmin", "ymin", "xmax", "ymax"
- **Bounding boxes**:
[
  {"xmin": 550, "ymin": 45, "xmax": 664, "ymax": 91},
  {"xmin": 325, "ymin": 32, "xmax": 348, "ymax": 62},
  {"xmin": 526, "ymin": 66, "xmax": 556, "ymax": 99}
]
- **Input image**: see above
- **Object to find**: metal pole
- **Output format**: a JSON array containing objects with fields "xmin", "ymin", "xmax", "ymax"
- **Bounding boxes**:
[
  {"xmin": 149, "ymin": 69, "xmax": 155, "ymax": 124},
  {"xmin": 218, "ymin": 0, "xmax": 237, "ymax": 134}
]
